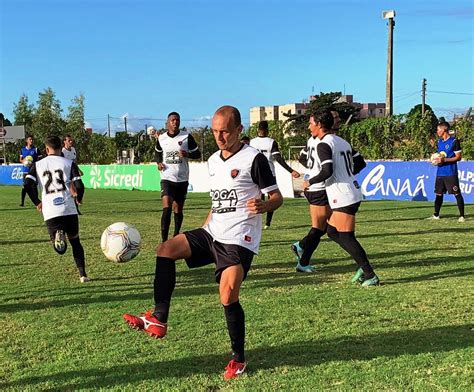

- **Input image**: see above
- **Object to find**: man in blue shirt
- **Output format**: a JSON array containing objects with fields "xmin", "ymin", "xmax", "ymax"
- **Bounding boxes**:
[
  {"xmin": 428, "ymin": 122, "xmax": 465, "ymax": 222},
  {"xmin": 19, "ymin": 135, "xmax": 41, "ymax": 207}
]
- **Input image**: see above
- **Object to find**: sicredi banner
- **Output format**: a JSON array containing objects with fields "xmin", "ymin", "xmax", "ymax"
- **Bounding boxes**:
[
  {"xmin": 80, "ymin": 164, "xmax": 161, "ymax": 191},
  {"xmin": 356, "ymin": 161, "xmax": 474, "ymax": 202}
]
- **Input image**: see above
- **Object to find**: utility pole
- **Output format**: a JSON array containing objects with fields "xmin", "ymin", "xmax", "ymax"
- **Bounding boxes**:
[
  {"xmin": 107, "ymin": 114, "xmax": 111, "ymax": 137},
  {"xmin": 383, "ymin": 10, "xmax": 396, "ymax": 117},
  {"xmin": 421, "ymin": 78, "xmax": 427, "ymax": 115}
]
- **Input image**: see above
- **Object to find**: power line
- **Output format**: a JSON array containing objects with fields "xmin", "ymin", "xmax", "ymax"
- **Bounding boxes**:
[
  {"xmin": 394, "ymin": 91, "xmax": 420, "ymax": 103},
  {"xmin": 428, "ymin": 90, "xmax": 474, "ymax": 96}
]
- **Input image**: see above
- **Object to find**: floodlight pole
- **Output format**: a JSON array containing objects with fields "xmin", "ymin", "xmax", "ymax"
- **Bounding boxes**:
[{"xmin": 383, "ymin": 10, "xmax": 396, "ymax": 117}]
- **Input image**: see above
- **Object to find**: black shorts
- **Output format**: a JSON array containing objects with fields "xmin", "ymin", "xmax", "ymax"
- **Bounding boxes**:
[
  {"xmin": 304, "ymin": 190, "xmax": 329, "ymax": 206},
  {"xmin": 160, "ymin": 180, "xmax": 188, "ymax": 203},
  {"xmin": 184, "ymin": 228, "xmax": 254, "ymax": 283},
  {"xmin": 435, "ymin": 175, "xmax": 461, "ymax": 195},
  {"xmin": 332, "ymin": 202, "xmax": 361, "ymax": 216},
  {"xmin": 45, "ymin": 214, "xmax": 79, "ymax": 240}
]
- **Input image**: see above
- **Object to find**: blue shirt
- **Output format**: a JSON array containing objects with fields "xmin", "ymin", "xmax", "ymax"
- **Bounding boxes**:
[
  {"xmin": 20, "ymin": 146, "xmax": 40, "ymax": 162},
  {"xmin": 436, "ymin": 136, "xmax": 461, "ymax": 177}
]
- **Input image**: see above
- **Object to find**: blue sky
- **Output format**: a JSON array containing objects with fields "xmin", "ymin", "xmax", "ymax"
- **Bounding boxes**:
[{"xmin": 1, "ymin": 0, "xmax": 473, "ymax": 131}]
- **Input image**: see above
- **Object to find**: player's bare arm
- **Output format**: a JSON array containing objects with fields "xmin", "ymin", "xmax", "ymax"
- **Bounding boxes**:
[
  {"xmin": 246, "ymin": 189, "xmax": 282, "ymax": 214},
  {"xmin": 440, "ymin": 151, "xmax": 462, "ymax": 164}
]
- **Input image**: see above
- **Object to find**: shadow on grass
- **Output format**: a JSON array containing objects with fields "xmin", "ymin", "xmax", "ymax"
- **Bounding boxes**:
[
  {"xmin": 1, "ymin": 324, "xmax": 470, "ymax": 389},
  {"xmin": 385, "ymin": 267, "xmax": 474, "ymax": 284},
  {"xmin": 0, "ymin": 236, "xmax": 96, "ymax": 246}
]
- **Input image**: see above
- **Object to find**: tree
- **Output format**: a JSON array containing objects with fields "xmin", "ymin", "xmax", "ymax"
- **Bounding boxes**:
[
  {"xmin": 0, "ymin": 113, "xmax": 12, "ymax": 126},
  {"xmin": 30, "ymin": 87, "xmax": 66, "ymax": 141},
  {"xmin": 12, "ymin": 94, "xmax": 34, "ymax": 128},
  {"xmin": 283, "ymin": 92, "xmax": 360, "ymax": 140},
  {"xmin": 190, "ymin": 126, "xmax": 218, "ymax": 161},
  {"xmin": 65, "ymin": 94, "xmax": 89, "ymax": 163}
]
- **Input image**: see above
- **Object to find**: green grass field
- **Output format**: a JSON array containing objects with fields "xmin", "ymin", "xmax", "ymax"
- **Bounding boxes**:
[{"xmin": 1, "ymin": 185, "xmax": 473, "ymax": 391}]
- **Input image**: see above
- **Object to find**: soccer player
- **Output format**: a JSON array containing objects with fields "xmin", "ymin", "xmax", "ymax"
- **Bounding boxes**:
[
  {"xmin": 123, "ymin": 106, "xmax": 283, "ymax": 380},
  {"xmin": 428, "ymin": 121, "xmax": 465, "ymax": 222},
  {"xmin": 62, "ymin": 134, "xmax": 82, "ymax": 215},
  {"xmin": 62, "ymin": 134, "xmax": 77, "ymax": 162},
  {"xmin": 154, "ymin": 112, "xmax": 201, "ymax": 242},
  {"xmin": 19, "ymin": 135, "xmax": 41, "ymax": 207},
  {"xmin": 302, "ymin": 109, "xmax": 379, "ymax": 286},
  {"xmin": 292, "ymin": 109, "xmax": 343, "ymax": 273},
  {"xmin": 23, "ymin": 135, "xmax": 89, "ymax": 282},
  {"xmin": 250, "ymin": 120, "xmax": 299, "ymax": 228}
]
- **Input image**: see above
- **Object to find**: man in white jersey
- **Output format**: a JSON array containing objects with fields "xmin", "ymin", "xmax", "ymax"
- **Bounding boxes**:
[
  {"xmin": 62, "ymin": 134, "xmax": 77, "ymax": 162},
  {"xmin": 292, "ymin": 110, "xmax": 342, "ymax": 273},
  {"xmin": 62, "ymin": 134, "xmax": 82, "ymax": 215},
  {"xmin": 124, "ymin": 106, "xmax": 283, "ymax": 380},
  {"xmin": 154, "ymin": 112, "xmax": 201, "ymax": 242},
  {"xmin": 24, "ymin": 136, "xmax": 89, "ymax": 283},
  {"xmin": 250, "ymin": 120, "xmax": 299, "ymax": 228},
  {"xmin": 302, "ymin": 109, "xmax": 378, "ymax": 286}
]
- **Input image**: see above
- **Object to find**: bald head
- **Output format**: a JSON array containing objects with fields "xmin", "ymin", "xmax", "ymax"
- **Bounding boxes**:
[
  {"xmin": 212, "ymin": 105, "xmax": 243, "ymax": 154},
  {"xmin": 214, "ymin": 105, "xmax": 241, "ymax": 128}
]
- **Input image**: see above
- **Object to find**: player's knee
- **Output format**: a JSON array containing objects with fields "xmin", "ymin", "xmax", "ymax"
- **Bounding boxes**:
[
  {"xmin": 156, "ymin": 242, "xmax": 170, "ymax": 256},
  {"xmin": 220, "ymin": 286, "xmax": 239, "ymax": 306}
]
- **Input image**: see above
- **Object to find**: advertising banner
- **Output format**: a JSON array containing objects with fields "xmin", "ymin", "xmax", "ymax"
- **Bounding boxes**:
[
  {"xmin": 0, "ymin": 164, "xmax": 26, "ymax": 185},
  {"xmin": 357, "ymin": 161, "xmax": 474, "ymax": 203},
  {"xmin": 79, "ymin": 164, "xmax": 161, "ymax": 191},
  {"xmin": 1, "ymin": 161, "xmax": 473, "ymax": 203}
]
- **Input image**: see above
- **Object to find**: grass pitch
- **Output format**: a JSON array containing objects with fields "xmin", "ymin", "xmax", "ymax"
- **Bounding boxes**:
[{"xmin": 1, "ymin": 186, "xmax": 473, "ymax": 391}]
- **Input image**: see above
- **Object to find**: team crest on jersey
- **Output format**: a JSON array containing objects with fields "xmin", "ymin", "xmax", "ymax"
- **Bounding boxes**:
[
  {"xmin": 231, "ymin": 169, "xmax": 240, "ymax": 179},
  {"xmin": 178, "ymin": 141, "xmax": 183, "ymax": 146},
  {"xmin": 244, "ymin": 235, "xmax": 252, "ymax": 242}
]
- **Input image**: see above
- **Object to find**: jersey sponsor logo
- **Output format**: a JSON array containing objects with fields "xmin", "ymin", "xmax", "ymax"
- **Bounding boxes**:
[
  {"xmin": 53, "ymin": 196, "xmax": 65, "ymax": 205},
  {"xmin": 231, "ymin": 169, "xmax": 240, "ymax": 179},
  {"xmin": 210, "ymin": 188, "xmax": 238, "ymax": 213},
  {"xmin": 165, "ymin": 151, "xmax": 182, "ymax": 164}
]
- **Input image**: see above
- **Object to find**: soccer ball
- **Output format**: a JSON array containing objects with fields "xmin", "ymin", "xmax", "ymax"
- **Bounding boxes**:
[
  {"xmin": 430, "ymin": 153, "xmax": 441, "ymax": 166},
  {"xmin": 430, "ymin": 151, "xmax": 446, "ymax": 166},
  {"xmin": 100, "ymin": 222, "xmax": 141, "ymax": 262},
  {"xmin": 23, "ymin": 156, "xmax": 34, "ymax": 167}
]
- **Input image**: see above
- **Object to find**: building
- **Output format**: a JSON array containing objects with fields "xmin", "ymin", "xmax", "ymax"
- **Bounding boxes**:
[
  {"xmin": 250, "ymin": 103, "xmax": 306, "ymax": 125},
  {"xmin": 250, "ymin": 95, "xmax": 386, "ymax": 125}
]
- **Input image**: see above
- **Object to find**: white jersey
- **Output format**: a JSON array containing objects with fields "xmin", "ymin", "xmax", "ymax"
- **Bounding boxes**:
[
  {"xmin": 302, "ymin": 136, "xmax": 325, "ymax": 191},
  {"xmin": 250, "ymin": 136, "xmax": 277, "ymax": 176},
  {"xmin": 156, "ymin": 130, "xmax": 198, "ymax": 183},
  {"xmin": 204, "ymin": 144, "xmax": 278, "ymax": 253},
  {"xmin": 318, "ymin": 134, "xmax": 362, "ymax": 208},
  {"xmin": 27, "ymin": 155, "xmax": 81, "ymax": 221},
  {"xmin": 62, "ymin": 146, "xmax": 77, "ymax": 162}
]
